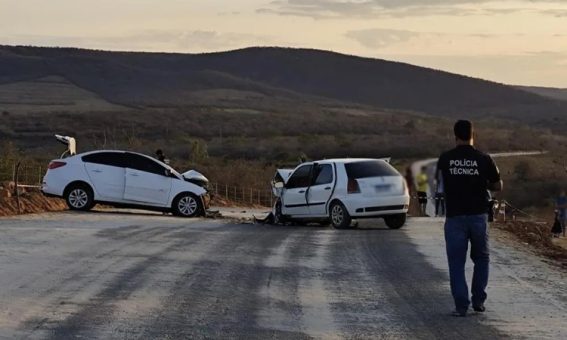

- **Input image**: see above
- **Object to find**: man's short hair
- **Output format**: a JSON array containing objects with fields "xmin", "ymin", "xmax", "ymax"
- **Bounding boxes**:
[{"xmin": 454, "ymin": 120, "xmax": 473, "ymax": 141}]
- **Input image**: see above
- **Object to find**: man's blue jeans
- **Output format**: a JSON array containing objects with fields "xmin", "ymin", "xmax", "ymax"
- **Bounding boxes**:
[{"xmin": 444, "ymin": 214, "xmax": 489, "ymax": 312}]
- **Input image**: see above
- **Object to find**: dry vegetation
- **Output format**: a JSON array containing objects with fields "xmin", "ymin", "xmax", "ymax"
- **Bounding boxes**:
[{"xmin": 1, "ymin": 46, "xmax": 566, "ymax": 214}]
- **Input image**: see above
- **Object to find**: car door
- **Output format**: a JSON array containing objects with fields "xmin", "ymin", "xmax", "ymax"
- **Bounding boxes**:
[
  {"xmin": 281, "ymin": 164, "xmax": 312, "ymax": 216},
  {"xmin": 307, "ymin": 163, "xmax": 335, "ymax": 216},
  {"xmin": 82, "ymin": 152, "xmax": 126, "ymax": 201},
  {"xmin": 123, "ymin": 153, "xmax": 172, "ymax": 206}
]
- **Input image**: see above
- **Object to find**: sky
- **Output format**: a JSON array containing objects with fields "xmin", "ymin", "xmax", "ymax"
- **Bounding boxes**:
[{"xmin": 1, "ymin": 0, "xmax": 566, "ymax": 87}]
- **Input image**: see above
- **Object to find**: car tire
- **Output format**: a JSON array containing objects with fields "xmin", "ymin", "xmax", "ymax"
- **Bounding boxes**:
[
  {"xmin": 330, "ymin": 201, "xmax": 351, "ymax": 229},
  {"xmin": 172, "ymin": 193, "xmax": 203, "ymax": 217},
  {"xmin": 65, "ymin": 184, "xmax": 94, "ymax": 211},
  {"xmin": 274, "ymin": 199, "xmax": 286, "ymax": 224},
  {"xmin": 384, "ymin": 213, "xmax": 406, "ymax": 229}
]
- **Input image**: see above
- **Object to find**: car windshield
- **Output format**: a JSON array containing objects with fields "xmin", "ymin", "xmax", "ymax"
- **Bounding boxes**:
[
  {"xmin": 345, "ymin": 160, "xmax": 399, "ymax": 178},
  {"xmin": 160, "ymin": 161, "xmax": 182, "ymax": 178}
]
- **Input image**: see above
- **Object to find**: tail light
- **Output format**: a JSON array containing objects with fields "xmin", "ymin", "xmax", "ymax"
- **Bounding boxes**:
[
  {"xmin": 48, "ymin": 161, "xmax": 67, "ymax": 170},
  {"xmin": 347, "ymin": 178, "xmax": 361, "ymax": 194}
]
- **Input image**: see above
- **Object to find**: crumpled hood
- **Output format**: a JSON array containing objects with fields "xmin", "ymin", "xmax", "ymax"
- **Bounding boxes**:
[
  {"xmin": 182, "ymin": 170, "xmax": 209, "ymax": 184},
  {"xmin": 271, "ymin": 169, "xmax": 294, "ymax": 197},
  {"xmin": 275, "ymin": 169, "xmax": 294, "ymax": 184}
]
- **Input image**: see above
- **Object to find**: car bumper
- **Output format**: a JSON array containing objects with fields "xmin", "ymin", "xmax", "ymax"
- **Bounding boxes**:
[
  {"xmin": 201, "ymin": 193, "xmax": 211, "ymax": 210},
  {"xmin": 343, "ymin": 194, "xmax": 410, "ymax": 218},
  {"xmin": 41, "ymin": 182, "xmax": 63, "ymax": 198}
]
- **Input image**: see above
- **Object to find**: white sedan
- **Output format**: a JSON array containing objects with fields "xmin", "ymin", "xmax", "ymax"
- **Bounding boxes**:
[
  {"xmin": 272, "ymin": 158, "xmax": 410, "ymax": 229},
  {"xmin": 42, "ymin": 150, "xmax": 210, "ymax": 217}
]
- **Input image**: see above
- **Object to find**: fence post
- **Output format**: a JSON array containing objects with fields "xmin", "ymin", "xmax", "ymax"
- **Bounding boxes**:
[
  {"xmin": 225, "ymin": 184, "xmax": 228, "ymax": 199},
  {"xmin": 14, "ymin": 162, "xmax": 21, "ymax": 214}
]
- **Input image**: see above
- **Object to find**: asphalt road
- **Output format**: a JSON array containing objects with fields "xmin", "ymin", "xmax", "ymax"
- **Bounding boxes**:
[{"xmin": 1, "ymin": 211, "xmax": 566, "ymax": 339}]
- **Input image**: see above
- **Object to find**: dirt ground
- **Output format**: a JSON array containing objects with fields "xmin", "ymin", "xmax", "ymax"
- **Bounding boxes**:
[
  {"xmin": 492, "ymin": 221, "xmax": 567, "ymax": 264},
  {"xmin": 0, "ymin": 189, "xmax": 66, "ymax": 217}
]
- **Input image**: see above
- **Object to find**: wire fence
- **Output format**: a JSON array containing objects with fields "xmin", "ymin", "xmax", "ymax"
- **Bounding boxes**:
[
  {"xmin": 0, "ymin": 161, "xmax": 274, "ymax": 207},
  {"xmin": 0, "ymin": 161, "xmax": 45, "ymax": 187},
  {"xmin": 2, "ymin": 161, "xmax": 549, "ymax": 213},
  {"xmin": 209, "ymin": 182, "xmax": 274, "ymax": 207}
]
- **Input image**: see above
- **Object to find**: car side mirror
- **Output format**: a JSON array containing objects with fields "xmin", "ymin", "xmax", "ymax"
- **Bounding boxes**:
[
  {"xmin": 274, "ymin": 182, "xmax": 284, "ymax": 189},
  {"xmin": 164, "ymin": 169, "xmax": 172, "ymax": 177}
]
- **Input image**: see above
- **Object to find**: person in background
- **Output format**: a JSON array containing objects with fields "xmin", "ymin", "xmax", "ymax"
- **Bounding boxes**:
[
  {"xmin": 552, "ymin": 210, "xmax": 563, "ymax": 238},
  {"xmin": 556, "ymin": 190, "xmax": 567, "ymax": 237},
  {"xmin": 417, "ymin": 166, "xmax": 429, "ymax": 216},
  {"xmin": 434, "ymin": 171, "xmax": 445, "ymax": 217},
  {"xmin": 405, "ymin": 167, "xmax": 414, "ymax": 195},
  {"xmin": 156, "ymin": 149, "xmax": 168, "ymax": 164},
  {"xmin": 436, "ymin": 120, "xmax": 503, "ymax": 317}
]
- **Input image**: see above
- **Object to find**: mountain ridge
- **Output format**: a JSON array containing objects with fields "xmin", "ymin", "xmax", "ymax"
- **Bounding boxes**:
[{"xmin": 0, "ymin": 45, "xmax": 565, "ymax": 124}]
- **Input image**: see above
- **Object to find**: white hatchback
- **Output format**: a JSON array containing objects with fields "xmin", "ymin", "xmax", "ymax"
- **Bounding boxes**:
[
  {"xmin": 42, "ymin": 150, "xmax": 210, "ymax": 217},
  {"xmin": 272, "ymin": 159, "xmax": 410, "ymax": 229}
]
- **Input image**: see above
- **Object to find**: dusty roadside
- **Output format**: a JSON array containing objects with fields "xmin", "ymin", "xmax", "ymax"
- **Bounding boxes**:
[
  {"xmin": 0, "ymin": 185, "xmax": 66, "ymax": 216},
  {"xmin": 492, "ymin": 221, "xmax": 567, "ymax": 265}
]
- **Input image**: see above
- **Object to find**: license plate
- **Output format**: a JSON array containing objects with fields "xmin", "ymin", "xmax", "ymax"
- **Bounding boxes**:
[{"xmin": 374, "ymin": 184, "xmax": 391, "ymax": 193}]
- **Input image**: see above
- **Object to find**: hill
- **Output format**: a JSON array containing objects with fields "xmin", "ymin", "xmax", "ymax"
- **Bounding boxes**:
[
  {"xmin": 516, "ymin": 86, "xmax": 567, "ymax": 102},
  {"xmin": 0, "ymin": 45, "xmax": 565, "ymax": 125},
  {"xmin": 0, "ymin": 75, "xmax": 127, "ymax": 114}
]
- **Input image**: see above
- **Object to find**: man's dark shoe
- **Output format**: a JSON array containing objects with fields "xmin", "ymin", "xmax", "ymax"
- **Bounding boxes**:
[
  {"xmin": 451, "ymin": 310, "xmax": 467, "ymax": 317},
  {"xmin": 473, "ymin": 304, "xmax": 486, "ymax": 312}
]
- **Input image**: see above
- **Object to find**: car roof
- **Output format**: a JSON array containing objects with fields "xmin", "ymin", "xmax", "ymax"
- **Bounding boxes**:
[
  {"xmin": 303, "ymin": 158, "xmax": 390, "ymax": 165},
  {"xmin": 74, "ymin": 150, "xmax": 169, "ymax": 165},
  {"xmin": 78, "ymin": 150, "xmax": 145, "ymax": 157}
]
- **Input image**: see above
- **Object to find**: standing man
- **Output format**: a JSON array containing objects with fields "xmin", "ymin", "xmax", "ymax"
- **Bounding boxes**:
[
  {"xmin": 436, "ymin": 120, "xmax": 503, "ymax": 317},
  {"xmin": 416, "ymin": 166, "xmax": 429, "ymax": 216}
]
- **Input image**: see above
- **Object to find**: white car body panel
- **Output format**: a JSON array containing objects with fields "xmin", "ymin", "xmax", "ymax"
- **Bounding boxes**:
[
  {"xmin": 124, "ymin": 168, "xmax": 172, "ymax": 206},
  {"xmin": 42, "ymin": 150, "xmax": 208, "ymax": 211},
  {"xmin": 84, "ymin": 162, "xmax": 125, "ymax": 201},
  {"xmin": 273, "ymin": 158, "xmax": 410, "ymax": 220}
]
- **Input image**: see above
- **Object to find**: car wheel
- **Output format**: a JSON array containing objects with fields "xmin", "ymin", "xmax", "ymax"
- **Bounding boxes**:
[
  {"xmin": 65, "ymin": 184, "xmax": 94, "ymax": 211},
  {"xmin": 330, "ymin": 201, "xmax": 351, "ymax": 229},
  {"xmin": 173, "ymin": 193, "xmax": 202, "ymax": 217},
  {"xmin": 384, "ymin": 213, "xmax": 407, "ymax": 229}
]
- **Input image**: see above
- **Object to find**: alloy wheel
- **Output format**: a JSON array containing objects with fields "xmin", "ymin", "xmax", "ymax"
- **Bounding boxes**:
[
  {"xmin": 331, "ymin": 205, "xmax": 344, "ymax": 226},
  {"xmin": 69, "ymin": 189, "xmax": 89, "ymax": 209},
  {"xmin": 178, "ymin": 195, "xmax": 198, "ymax": 216}
]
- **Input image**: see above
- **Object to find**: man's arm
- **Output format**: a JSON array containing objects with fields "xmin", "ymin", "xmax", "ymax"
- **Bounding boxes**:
[
  {"xmin": 488, "ymin": 180, "xmax": 503, "ymax": 192},
  {"xmin": 486, "ymin": 155, "xmax": 503, "ymax": 192}
]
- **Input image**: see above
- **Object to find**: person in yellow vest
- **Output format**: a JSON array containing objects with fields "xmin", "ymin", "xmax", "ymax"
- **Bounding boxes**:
[{"xmin": 417, "ymin": 166, "xmax": 429, "ymax": 216}]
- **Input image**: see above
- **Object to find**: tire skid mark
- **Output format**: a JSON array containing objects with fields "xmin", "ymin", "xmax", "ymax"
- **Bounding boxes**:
[
  {"xmin": 18, "ymin": 223, "xmax": 205, "ymax": 339},
  {"xmin": 38, "ymin": 226, "xmax": 178, "ymax": 298},
  {"xmin": 256, "ymin": 229, "xmax": 312, "ymax": 338},
  {"xmin": 141, "ymin": 224, "xmax": 309, "ymax": 339},
  {"xmin": 295, "ymin": 231, "xmax": 342, "ymax": 339},
  {"xmin": 6, "ymin": 225, "xmax": 181, "ymax": 337},
  {"xmin": 326, "ymin": 234, "xmax": 407, "ymax": 339}
]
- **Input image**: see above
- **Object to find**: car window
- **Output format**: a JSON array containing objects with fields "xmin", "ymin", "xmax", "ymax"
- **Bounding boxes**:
[
  {"xmin": 313, "ymin": 164, "xmax": 333, "ymax": 185},
  {"xmin": 286, "ymin": 165, "xmax": 313, "ymax": 189},
  {"xmin": 82, "ymin": 152, "xmax": 125, "ymax": 168},
  {"xmin": 345, "ymin": 160, "xmax": 399, "ymax": 178},
  {"xmin": 124, "ymin": 153, "xmax": 167, "ymax": 176}
]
